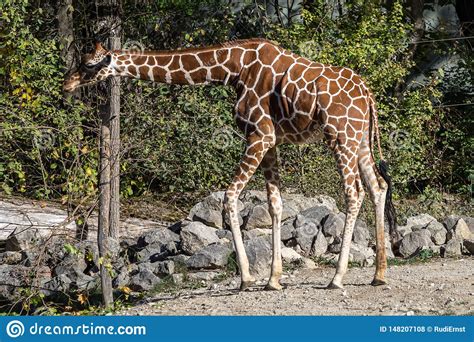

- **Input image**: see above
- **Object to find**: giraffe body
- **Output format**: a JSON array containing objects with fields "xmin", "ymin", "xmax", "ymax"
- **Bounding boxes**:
[{"xmin": 64, "ymin": 38, "xmax": 396, "ymax": 290}]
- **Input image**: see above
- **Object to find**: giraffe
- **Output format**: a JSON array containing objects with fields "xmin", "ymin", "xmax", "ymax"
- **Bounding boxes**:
[{"xmin": 64, "ymin": 38, "xmax": 397, "ymax": 290}]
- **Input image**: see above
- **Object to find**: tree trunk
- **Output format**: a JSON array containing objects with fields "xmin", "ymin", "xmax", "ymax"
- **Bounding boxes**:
[
  {"xmin": 95, "ymin": 0, "xmax": 122, "ymax": 309},
  {"xmin": 59, "ymin": 0, "xmax": 87, "ymax": 239},
  {"xmin": 98, "ymin": 110, "xmax": 113, "ymax": 308},
  {"xmin": 58, "ymin": 0, "xmax": 76, "ymax": 74},
  {"xmin": 394, "ymin": 0, "xmax": 425, "ymax": 100},
  {"xmin": 109, "ymin": 26, "xmax": 121, "ymax": 239}
]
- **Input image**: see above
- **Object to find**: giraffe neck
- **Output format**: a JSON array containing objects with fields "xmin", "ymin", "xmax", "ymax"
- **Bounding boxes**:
[{"xmin": 112, "ymin": 45, "xmax": 242, "ymax": 86}]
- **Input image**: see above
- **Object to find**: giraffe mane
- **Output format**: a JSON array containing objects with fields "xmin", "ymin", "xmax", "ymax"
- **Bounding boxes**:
[{"xmin": 115, "ymin": 38, "xmax": 276, "ymax": 55}]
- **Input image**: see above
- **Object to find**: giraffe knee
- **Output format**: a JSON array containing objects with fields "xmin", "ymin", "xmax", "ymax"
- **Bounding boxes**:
[
  {"xmin": 268, "ymin": 193, "xmax": 282, "ymax": 217},
  {"xmin": 223, "ymin": 190, "xmax": 238, "ymax": 213}
]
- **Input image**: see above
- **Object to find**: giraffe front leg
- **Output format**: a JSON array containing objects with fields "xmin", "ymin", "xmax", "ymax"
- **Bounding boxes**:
[
  {"xmin": 328, "ymin": 187, "xmax": 364, "ymax": 289},
  {"xmin": 224, "ymin": 190, "xmax": 255, "ymax": 290},
  {"xmin": 224, "ymin": 135, "xmax": 274, "ymax": 291},
  {"xmin": 261, "ymin": 147, "xmax": 283, "ymax": 291}
]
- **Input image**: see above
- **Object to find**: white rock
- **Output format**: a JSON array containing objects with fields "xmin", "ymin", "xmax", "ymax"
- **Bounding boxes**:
[{"xmin": 281, "ymin": 247, "xmax": 303, "ymax": 262}]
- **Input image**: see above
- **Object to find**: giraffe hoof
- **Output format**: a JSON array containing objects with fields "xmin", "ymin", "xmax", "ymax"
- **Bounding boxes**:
[
  {"xmin": 327, "ymin": 281, "xmax": 344, "ymax": 290},
  {"xmin": 264, "ymin": 282, "xmax": 283, "ymax": 291},
  {"xmin": 240, "ymin": 280, "xmax": 256, "ymax": 291},
  {"xmin": 371, "ymin": 278, "xmax": 387, "ymax": 286}
]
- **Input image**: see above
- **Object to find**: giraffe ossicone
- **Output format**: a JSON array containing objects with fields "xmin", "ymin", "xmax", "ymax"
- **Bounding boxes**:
[{"xmin": 64, "ymin": 38, "xmax": 397, "ymax": 290}]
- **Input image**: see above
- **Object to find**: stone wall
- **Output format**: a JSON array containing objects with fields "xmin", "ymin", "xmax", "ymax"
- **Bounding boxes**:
[{"xmin": 0, "ymin": 192, "xmax": 472, "ymax": 309}]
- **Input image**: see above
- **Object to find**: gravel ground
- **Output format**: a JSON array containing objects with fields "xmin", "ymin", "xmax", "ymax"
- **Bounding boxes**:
[{"xmin": 119, "ymin": 257, "xmax": 474, "ymax": 316}]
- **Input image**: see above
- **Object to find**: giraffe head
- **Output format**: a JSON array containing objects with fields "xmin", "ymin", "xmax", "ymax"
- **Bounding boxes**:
[{"xmin": 63, "ymin": 42, "xmax": 115, "ymax": 92}]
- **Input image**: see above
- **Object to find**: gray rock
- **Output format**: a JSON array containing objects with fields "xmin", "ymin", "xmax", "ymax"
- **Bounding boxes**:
[
  {"xmin": 0, "ymin": 251, "xmax": 23, "ymax": 265},
  {"xmin": 426, "ymin": 221, "xmax": 447, "ymax": 245},
  {"xmin": 75, "ymin": 274, "xmax": 98, "ymax": 291},
  {"xmin": 281, "ymin": 193, "xmax": 339, "ymax": 217},
  {"xmin": 54, "ymin": 254, "xmax": 87, "ymax": 282},
  {"xmin": 295, "ymin": 222, "xmax": 319, "ymax": 254},
  {"xmin": 155, "ymin": 260, "xmax": 175, "ymax": 275},
  {"xmin": 43, "ymin": 273, "xmax": 73, "ymax": 295},
  {"xmin": 441, "ymin": 238, "xmax": 462, "ymax": 257},
  {"xmin": 281, "ymin": 221, "xmax": 295, "ymax": 241},
  {"xmin": 281, "ymin": 204, "xmax": 300, "ymax": 222},
  {"xmin": 138, "ymin": 227, "xmax": 180, "ymax": 247},
  {"xmin": 349, "ymin": 244, "xmax": 375, "ymax": 265},
  {"xmin": 462, "ymin": 239, "xmax": 474, "ymax": 255},
  {"xmin": 298, "ymin": 206, "xmax": 332, "ymax": 228},
  {"xmin": 243, "ymin": 228, "xmax": 272, "ymax": 240},
  {"xmin": 328, "ymin": 236, "xmax": 342, "ymax": 253},
  {"xmin": 136, "ymin": 228, "xmax": 180, "ymax": 262},
  {"xmin": 398, "ymin": 230, "xmax": 434, "ymax": 257},
  {"xmin": 323, "ymin": 213, "xmax": 345, "ymax": 238},
  {"xmin": 186, "ymin": 244, "xmax": 232, "ymax": 269},
  {"xmin": 396, "ymin": 225, "xmax": 413, "ymax": 238},
  {"xmin": 54, "ymin": 254, "xmax": 97, "ymax": 291},
  {"xmin": 113, "ymin": 267, "xmax": 131, "ymax": 288},
  {"xmin": 216, "ymin": 229, "xmax": 233, "ymax": 240},
  {"xmin": 384, "ymin": 232, "xmax": 395, "ymax": 258},
  {"xmin": 443, "ymin": 215, "xmax": 461, "ymax": 232},
  {"xmin": 294, "ymin": 214, "xmax": 307, "ymax": 228},
  {"xmin": 167, "ymin": 254, "xmax": 190, "ymax": 266},
  {"xmin": 313, "ymin": 231, "xmax": 328, "ymax": 257},
  {"xmin": 137, "ymin": 243, "xmax": 176, "ymax": 263},
  {"xmin": 180, "ymin": 222, "xmax": 219, "ymax": 255},
  {"xmin": 410, "ymin": 225, "xmax": 425, "ymax": 232},
  {"xmin": 240, "ymin": 190, "xmax": 268, "ymax": 206},
  {"xmin": 447, "ymin": 218, "xmax": 473, "ymax": 242},
  {"xmin": 244, "ymin": 236, "xmax": 272, "ymax": 278},
  {"xmin": 244, "ymin": 204, "xmax": 272, "ymax": 229},
  {"xmin": 353, "ymin": 220, "xmax": 370, "ymax": 246},
  {"xmin": 188, "ymin": 191, "xmax": 243, "ymax": 228},
  {"xmin": 461, "ymin": 216, "xmax": 474, "ymax": 235},
  {"xmin": 129, "ymin": 268, "xmax": 161, "ymax": 291},
  {"xmin": 5, "ymin": 227, "xmax": 48, "ymax": 252},
  {"xmin": 406, "ymin": 214, "xmax": 436, "ymax": 229},
  {"xmin": 0, "ymin": 265, "xmax": 29, "ymax": 301}
]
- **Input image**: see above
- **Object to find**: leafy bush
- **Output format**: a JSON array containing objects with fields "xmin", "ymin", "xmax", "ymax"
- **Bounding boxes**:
[
  {"xmin": 0, "ymin": 0, "xmax": 471, "ymax": 215},
  {"xmin": 0, "ymin": 0, "xmax": 98, "ymax": 201}
]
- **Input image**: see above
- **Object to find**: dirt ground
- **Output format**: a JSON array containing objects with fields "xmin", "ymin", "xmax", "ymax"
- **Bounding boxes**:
[{"xmin": 119, "ymin": 257, "xmax": 474, "ymax": 316}]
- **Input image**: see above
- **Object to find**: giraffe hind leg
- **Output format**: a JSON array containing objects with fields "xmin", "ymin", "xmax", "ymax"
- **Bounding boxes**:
[
  {"xmin": 261, "ymin": 147, "xmax": 284, "ymax": 291},
  {"xmin": 358, "ymin": 134, "xmax": 388, "ymax": 285},
  {"xmin": 328, "ymin": 147, "xmax": 365, "ymax": 289}
]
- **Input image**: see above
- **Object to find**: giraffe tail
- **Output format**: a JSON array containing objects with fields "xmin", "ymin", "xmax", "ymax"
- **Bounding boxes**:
[{"xmin": 368, "ymin": 94, "xmax": 398, "ymax": 240}]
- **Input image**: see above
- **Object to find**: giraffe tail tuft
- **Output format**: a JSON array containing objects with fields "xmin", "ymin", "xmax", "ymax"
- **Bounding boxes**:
[
  {"xmin": 377, "ymin": 160, "xmax": 398, "ymax": 241},
  {"xmin": 369, "ymin": 91, "xmax": 398, "ymax": 242}
]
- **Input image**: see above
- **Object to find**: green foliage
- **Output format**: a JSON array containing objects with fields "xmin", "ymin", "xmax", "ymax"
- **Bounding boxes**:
[
  {"xmin": 0, "ymin": 0, "xmax": 98, "ymax": 201},
  {"xmin": 0, "ymin": 0, "xmax": 471, "ymax": 217},
  {"xmin": 120, "ymin": 83, "xmax": 243, "ymax": 196},
  {"xmin": 63, "ymin": 243, "xmax": 81, "ymax": 256}
]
